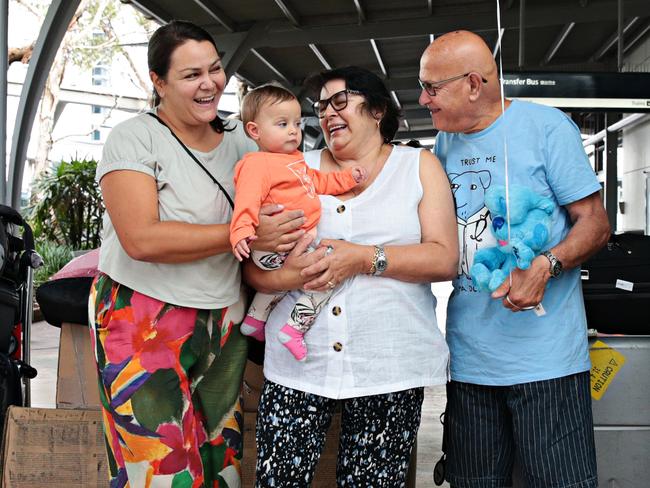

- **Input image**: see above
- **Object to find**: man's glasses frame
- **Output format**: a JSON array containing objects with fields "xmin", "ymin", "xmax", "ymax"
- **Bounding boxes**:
[
  {"xmin": 418, "ymin": 72, "xmax": 488, "ymax": 96},
  {"xmin": 312, "ymin": 89, "xmax": 363, "ymax": 118}
]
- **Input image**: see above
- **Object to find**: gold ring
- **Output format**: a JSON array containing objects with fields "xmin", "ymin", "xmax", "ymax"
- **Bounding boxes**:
[
  {"xmin": 504, "ymin": 294, "xmax": 521, "ymax": 311},
  {"xmin": 327, "ymin": 280, "xmax": 335, "ymax": 289},
  {"xmin": 505, "ymin": 295, "xmax": 537, "ymax": 311}
]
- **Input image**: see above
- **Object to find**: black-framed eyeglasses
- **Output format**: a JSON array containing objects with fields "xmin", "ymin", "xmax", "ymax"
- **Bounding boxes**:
[
  {"xmin": 312, "ymin": 89, "xmax": 363, "ymax": 118},
  {"xmin": 418, "ymin": 72, "xmax": 488, "ymax": 96}
]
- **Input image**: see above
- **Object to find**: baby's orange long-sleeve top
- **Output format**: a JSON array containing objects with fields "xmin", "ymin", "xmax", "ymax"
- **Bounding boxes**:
[{"xmin": 230, "ymin": 150, "xmax": 358, "ymax": 249}]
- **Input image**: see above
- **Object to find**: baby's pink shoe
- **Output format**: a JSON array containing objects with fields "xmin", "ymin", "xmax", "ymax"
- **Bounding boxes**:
[
  {"xmin": 240, "ymin": 316, "xmax": 266, "ymax": 341},
  {"xmin": 277, "ymin": 324, "xmax": 307, "ymax": 361}
]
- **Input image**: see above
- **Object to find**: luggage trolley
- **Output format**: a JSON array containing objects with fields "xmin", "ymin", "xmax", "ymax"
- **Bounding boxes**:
[{"xmin": 0, "ymin": 204, "xmax": 42, "ymax": 414}]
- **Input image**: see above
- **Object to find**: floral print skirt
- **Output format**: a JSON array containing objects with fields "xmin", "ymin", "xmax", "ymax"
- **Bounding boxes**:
[{"xmin": 89, "ymin": 272, "xmax": 248, "ymax": 488}]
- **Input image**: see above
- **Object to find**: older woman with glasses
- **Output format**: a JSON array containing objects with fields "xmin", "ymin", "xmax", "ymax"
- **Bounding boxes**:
[{"xmin": 244, "ymin": 66, "xmax": 458, "ymax": 487}]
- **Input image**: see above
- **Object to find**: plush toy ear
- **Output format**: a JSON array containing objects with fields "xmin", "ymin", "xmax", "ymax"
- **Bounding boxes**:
[{"xmin": 537, "ymin": 196, "xmax": 556, "ymax": 215}]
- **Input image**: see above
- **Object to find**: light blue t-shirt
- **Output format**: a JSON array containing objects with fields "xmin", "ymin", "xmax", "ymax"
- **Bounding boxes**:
[{"xmin": 435, "ymin": 100, "xmax": 601, "ymax": 385}]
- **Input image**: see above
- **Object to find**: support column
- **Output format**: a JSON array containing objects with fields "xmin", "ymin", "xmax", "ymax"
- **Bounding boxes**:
[
  {"xmin": 604, "ymin": 113, "xmax": 621, "ymax": 231},
  {"xmin": 7, "ymin": 0, "xmax": 81, "ymax": 208},
  {"xmin": 518, "ymin": 0, "xmax": 526, "ymax": 68},
  {"xmin": 0, "ymin": 0, "xmax": 8, "ymax": 203},
  {"xmin": 217, "ymin": 22, "xmax": 270, "ymax": 80},
  {"xmin": 617, "ymin": 0, "xmax": 624, "ymax": 71}
]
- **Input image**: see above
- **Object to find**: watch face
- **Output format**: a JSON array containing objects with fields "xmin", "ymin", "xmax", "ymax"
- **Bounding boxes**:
[
  {"xmin": 552, "ymin": 261, "xmax": 562, "ymax": 277},
  {"xmin": 376, "ymin": 258, "xmax": 387, "ymax": 272}
]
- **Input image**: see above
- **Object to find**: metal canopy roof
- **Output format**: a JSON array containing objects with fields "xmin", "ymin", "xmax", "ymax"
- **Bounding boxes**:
[
  {"xmin": 125, "ymin": 0, "xmax": 650, "ymax": 141},
  {"xmin": 4, "ymin": 0, "xmax": 650, "ymax": 206}
]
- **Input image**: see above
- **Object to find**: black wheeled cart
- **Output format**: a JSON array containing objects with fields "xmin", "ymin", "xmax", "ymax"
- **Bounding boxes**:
[{"xmin": 0, "ymin": 204, "xmax": 42, "ymax": 428}]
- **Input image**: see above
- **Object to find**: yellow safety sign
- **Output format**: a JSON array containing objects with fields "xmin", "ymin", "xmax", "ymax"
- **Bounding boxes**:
[{"xmin": 589, "ymin": 340, "xmax": 626, "ymax": 400}]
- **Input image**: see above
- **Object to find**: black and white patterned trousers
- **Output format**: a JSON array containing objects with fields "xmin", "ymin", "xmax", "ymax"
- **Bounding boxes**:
[{"xmin": 255, "ymin": 380, "xmax": 424, "ymax": 487}]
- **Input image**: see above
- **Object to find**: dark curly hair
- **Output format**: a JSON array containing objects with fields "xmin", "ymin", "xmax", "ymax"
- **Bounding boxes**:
[
  {"xmin": 148, "ymin": 20, "xmax": 231, "ymax": 133},
  {"xmin": 305, "ymin": 66, "xmax": 401, "ymax": 143}
]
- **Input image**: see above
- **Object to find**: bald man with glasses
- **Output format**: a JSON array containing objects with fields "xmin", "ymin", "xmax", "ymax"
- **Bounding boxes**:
[{"xmin": 419, "ymin": 30, "xmax": 609, "ymax": 488}]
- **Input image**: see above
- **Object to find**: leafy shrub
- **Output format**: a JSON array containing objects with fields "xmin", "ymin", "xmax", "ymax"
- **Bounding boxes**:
[
  {"xmin": 33, "ymin": 240, "xmax": 73, "ymax": 289},
  {"xmin": 28, "ymin": 157, "xmax": 104, "ymax": 250}
]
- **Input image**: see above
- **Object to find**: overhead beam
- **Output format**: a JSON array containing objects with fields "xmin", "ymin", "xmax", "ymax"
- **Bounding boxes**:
[
  {"xmin": 370, "ymin": 39, "xmax": 387, "ymax": 77},
  {"xmin": 309, "ymin": 44, "xmax": 332, "ymax": 70},
  {"xmin": 8, "ymin": 0, "xmax": 82, "ymax": 207},
  {"xmin": 274, "ymin": 0, "xmax": 300, "ymax": 27},
  {"xmin": 352, "ymin": 0, "xmax": 366, "ymax": 24},
  {"xmin": 390, "ymin": 91, "xmax": 402, "ymax": 110},
  {"xmin": 591, "ymin": 16, "xmax": 639, "ymax": 61},
  {"xmin": 213, "ymin": 1, "xmax": 649, "ymax": 50},
  {"xmin": 126, "ymin": 0, "xmax": 169, "ymax": 24},
  {"xmin": 220, "ymin": 23, "xmax": 269, "ymax": 78},
  {"xmin": 250, "ymin": 49, "xmax": 290, "ymax": 85},
  {"xmin": 624, "ymin": 20, "xmax": 650, "ymax": 54},
  {"xmin": 401, "ymin": 107, "xmax": 434, "ymax": 119},
  {"xmin": 192, "ymin": 0, "xmax": 236, "ymax": 32},
  {"xmin": 541, "ymin": 22, "xmax": 575, "ymax": 65}
]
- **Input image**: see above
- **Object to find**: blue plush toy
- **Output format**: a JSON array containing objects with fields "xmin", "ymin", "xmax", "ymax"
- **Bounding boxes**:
[{"xmin": 470, "ymin": 185, "xmax": 556, "ymax": 292}]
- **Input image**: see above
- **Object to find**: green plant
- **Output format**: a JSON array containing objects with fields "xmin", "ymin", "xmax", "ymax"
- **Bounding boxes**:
[
  {"xmin": 33, "ymin": 240, "xmax": 73, "ymax": 289},
  {"xmin": 28, "ymin": 157, "xmax": 104, "ymax": 250}
]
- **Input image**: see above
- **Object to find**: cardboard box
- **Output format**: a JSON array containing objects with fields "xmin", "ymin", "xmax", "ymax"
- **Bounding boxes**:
[
  {"xmin": 57, "ymin": 322, "xmax": 101, "ymax": 409},
  {"xmin": 0, "ymin": 407, "xmax": 107, "ymax": 487}
]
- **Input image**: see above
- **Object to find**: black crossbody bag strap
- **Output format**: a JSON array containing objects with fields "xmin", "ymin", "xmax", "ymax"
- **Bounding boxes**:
[{"xmin": 147, "ymin": 112, "xmax": 234, "ymax": 209}]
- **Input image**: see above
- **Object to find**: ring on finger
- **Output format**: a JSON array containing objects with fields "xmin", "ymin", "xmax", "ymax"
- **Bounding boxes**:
[
  {"xmin": 504, "ymin": 294, "xmax": 521, "ymax": 311},
  {"xmin": 325, "ymin": 245, "xmax": 334, "ymax": 256},
  {"xmin": 326, "ymin": 280, "xmax": 336, "ymax": 289}
]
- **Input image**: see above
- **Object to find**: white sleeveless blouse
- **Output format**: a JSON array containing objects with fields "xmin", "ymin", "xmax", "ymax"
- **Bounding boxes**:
[{"xmin": 262, "ymin": 145, "xmax": 449, "ymax": 399}]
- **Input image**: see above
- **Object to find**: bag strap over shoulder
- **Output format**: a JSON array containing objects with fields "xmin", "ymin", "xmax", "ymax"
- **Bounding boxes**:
[{"xmin": 147, "ymin": 112, "xmax": 234, "ymax": 209}]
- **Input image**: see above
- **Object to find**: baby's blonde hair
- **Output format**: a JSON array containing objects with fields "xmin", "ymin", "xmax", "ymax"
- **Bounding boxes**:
[{"xmin": 241, "ymin": 83, "xmax": 297, "ymax": 134}]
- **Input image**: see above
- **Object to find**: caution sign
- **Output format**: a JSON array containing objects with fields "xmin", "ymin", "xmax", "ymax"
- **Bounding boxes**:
[{"xmin": 589, "ymin": 340, "xmax": 626, "ymax": 400}]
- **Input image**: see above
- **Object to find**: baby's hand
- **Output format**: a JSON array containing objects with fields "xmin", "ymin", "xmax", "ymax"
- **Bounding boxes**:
[
  {"xmin": 351, "ymin": 166, "xmax": 368, "ymax": 184},
  {"xmin": 233, "ymin": 236, "xmax": 257, "ymax": 261}
]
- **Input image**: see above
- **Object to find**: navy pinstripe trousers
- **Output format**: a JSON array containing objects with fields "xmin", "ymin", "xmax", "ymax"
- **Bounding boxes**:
[{"xmin": 445, "ymin": 371, "xmax": 597, "ymax": 488}]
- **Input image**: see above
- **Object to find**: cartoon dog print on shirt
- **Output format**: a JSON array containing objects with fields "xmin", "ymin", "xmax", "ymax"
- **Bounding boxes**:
[{"xmin": 449, "ymin": 170, "xmax": 495, "ymax": 278}]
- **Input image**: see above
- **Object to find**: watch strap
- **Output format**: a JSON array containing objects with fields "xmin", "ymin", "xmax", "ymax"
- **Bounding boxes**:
[
  {"xmin": 369, "ymin": 245, "xmax": 383, "ymax": 275},
  {"xmin": 542, "ymin": 250, "xmax": 562, "ymax": 277}
]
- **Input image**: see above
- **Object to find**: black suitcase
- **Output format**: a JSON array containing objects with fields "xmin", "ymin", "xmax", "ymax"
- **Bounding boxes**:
[{"xmin": 581, "ymin": 233, "xmax": 650, "ymax": 335}]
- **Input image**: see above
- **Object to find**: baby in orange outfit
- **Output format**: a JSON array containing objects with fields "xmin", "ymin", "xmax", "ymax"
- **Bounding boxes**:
[{"xmin": 230, "ymin": 84, "xmax": 366, "ymax": 361}]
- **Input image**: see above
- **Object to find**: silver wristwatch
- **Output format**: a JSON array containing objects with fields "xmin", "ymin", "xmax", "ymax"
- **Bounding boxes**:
[
  {"xmin": 369, "ymin": 245, "xmax": 387, "ymax": 276},
  {"xmin": 542, "ymin": 250, "xmax": 562, "ymax": 278}
]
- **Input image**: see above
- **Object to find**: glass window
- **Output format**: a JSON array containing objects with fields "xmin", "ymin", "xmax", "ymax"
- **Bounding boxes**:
[{"xmin": 92, "ymin": 65, "xmax": 110, "ymax": 87}]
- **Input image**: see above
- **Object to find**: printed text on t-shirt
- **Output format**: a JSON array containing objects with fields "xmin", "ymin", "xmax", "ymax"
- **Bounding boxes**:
[{"xmin": 461, "ymin": 155, "xmax": 497, "ymax": 166}]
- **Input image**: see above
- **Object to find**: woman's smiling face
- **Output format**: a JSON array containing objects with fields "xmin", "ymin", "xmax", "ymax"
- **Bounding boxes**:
[
  {"xmin": 318, "ymin": 79, "xmax": 380, "ymax": 156},
  {"xmin": 152, "ymin": 39, "xmax": 226, "ymax": 127}
]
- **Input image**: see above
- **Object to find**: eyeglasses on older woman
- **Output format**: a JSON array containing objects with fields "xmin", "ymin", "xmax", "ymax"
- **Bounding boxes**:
[{"xmin": 312, "ymin": 89, "xmax": 363, "ymax": 118}]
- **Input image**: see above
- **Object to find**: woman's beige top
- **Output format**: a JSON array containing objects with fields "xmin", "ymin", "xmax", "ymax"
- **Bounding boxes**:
[{"xmin": 96, "ymin": 113, "xmax": 256, "ymax": 308}]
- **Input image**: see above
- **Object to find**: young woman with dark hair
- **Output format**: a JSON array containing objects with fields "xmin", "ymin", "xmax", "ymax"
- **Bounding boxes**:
[{"xmin": 90, "ymin": 20, "xmax": 303, "ymax": 487}]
